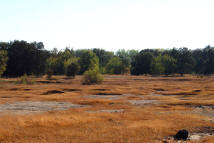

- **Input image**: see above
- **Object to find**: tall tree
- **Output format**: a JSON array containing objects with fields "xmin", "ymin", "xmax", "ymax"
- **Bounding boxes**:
[
  {"xmin": 0, "ymin": 50, "xmax": 8, "ymax": 77},
  {"xmin": 116, "ymin": 49, "xmax": 131, "ymax": 66},
  {"xmin": 127, "ymin": 50, "xmax": 139, "ymax": 63},
  {"xmin": 64, "ymin": 57, "xmax": 80, "ymax": 77},
  {"xmin": 161, "ymin": 54, "xmax": 177, "ymax": 76},
  {"xmin": 93, "ymin": 48, "xmax": 114, "ymax": 73},
  {"xmin": 176, "ymin": 48, "xmax": 195, "ymax": 76},
  {"xmin": 192, "ymin": 49, "xmax": 206, "ymax": 74},
  {"xmin": 131, "ymin": 51, "xmax": 154, "ymax": 75},
  {"xmin": 151, "ymin": 55, "xmax": 165, "ymax": 75},
  {"xmin": 202, "ymin": 46, "xmax": 214, "ymax": 75},
  {"xmin": 4, "ymin": 40, "xmax": 48, "ymax": 77},
  {"xmin": 106, "ymin": 57, "xmax": 126, "ymax": 74},
  {"xmin": 79, "ymin": 50, "xmax": 98, "ymax": 74}
]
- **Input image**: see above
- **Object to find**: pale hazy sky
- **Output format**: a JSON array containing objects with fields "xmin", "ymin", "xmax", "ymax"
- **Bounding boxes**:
[{"xmin": 0, "ymin": 0, "xmax": 214, "ymax": 51}]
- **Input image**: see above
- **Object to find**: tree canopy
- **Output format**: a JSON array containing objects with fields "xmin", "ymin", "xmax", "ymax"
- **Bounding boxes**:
[{"xmin": 0, "ymin": 40, "xmax": 214, "ymax": 78}]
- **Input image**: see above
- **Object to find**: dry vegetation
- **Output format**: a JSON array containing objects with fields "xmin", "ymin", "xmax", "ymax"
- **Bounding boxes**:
[{"xmin": 0, "ymin": 75, "xmax": 214, "ymax": 142}]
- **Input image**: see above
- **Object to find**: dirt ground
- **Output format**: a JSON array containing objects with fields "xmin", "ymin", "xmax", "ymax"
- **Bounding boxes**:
[{"xmin": 0, "ymin": 75, "xmax": 214, "ymax": 143}]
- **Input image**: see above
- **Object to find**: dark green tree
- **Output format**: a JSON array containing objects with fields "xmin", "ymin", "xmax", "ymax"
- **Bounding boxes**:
[
  {"xmin": 192, "ymin": 49, "xmax": 206, "ymax": 74},
  {"xmin": 4, "ymin": 40, "xmax": 48, "ymax": 77},
  {"xmin": 176, "ymin": 48, "xmax": 195, "ymax": 76},
  {"xmin": 79, "ymin": 50, "xmax": 98, "ymax": 74},
  {"xmin": 161, "ymin": 54, "xmax": 177, "ymax": 76},
  {"xmin": 202, "ymin": 46, "xmax": 214, "ymax": 75},
  {"xmin": 0, "ymin": 50, "xmax": 8, "ymax": 77},
  {"xmin": 131, "ymin": 51, "xmax": 154, "ymax": 75},
  {"xmin": 64, "ymin": 57, "xmax": 80, "ymax": 77}
]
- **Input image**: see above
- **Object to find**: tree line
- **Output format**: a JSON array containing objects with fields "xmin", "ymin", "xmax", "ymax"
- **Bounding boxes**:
[{"xmin": 0, "ymin": 40, "xmax": 214, "ymax": 78}]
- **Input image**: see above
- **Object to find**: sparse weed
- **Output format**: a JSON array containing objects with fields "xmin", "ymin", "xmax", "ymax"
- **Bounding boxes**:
[{"xmin": 16, "ymin": 74, "xmax": 35, "ymax": 85}]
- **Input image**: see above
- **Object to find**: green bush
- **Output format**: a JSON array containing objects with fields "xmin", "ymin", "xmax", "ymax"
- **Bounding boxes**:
[
  {"xmin": 82, "ymin": 55, "xmax": 103, "ymax": 85},
  {"xmin": 82, "ymin": 69, "xmax": 103, "ymax": 85},
  {"xmin": 16, "ymin": 74, "xmax": 35, "ymax": 84}
]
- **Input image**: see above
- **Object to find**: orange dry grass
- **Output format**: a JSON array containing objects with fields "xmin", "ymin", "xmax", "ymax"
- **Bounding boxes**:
[{"xmin": 0, "ymin": 75, "xmax": 213, "ymax": 142}]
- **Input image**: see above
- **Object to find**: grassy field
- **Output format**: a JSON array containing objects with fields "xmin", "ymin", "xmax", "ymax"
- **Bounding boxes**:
[{"xmin": 0, "ymin": 75, "xmax": 214, "ymax": 143}]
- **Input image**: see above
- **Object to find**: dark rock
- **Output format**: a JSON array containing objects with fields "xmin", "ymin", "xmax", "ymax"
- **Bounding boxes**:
[{"xmin": 174, "ymin": 129, "xmax": 189, "ymax": 140}]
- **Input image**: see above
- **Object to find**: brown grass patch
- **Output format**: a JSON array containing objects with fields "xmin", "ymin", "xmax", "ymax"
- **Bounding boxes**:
[{"xmin": 0, "ymin": 75, "xmax": 213, "ymax": 142}]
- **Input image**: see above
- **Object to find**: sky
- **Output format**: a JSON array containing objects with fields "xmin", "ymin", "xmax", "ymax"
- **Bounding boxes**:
[{"xmin": 0, "ymin": 0, "xmax": 214, "ymax": 51}]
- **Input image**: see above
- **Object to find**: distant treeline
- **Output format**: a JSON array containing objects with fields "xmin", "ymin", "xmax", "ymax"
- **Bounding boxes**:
[{"xmin": 0, "ymin": 40, "xmax": 214, "ymax": 77}]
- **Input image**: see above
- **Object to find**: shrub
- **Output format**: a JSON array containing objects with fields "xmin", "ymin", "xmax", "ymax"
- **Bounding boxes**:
[
  {"xmin": 16, "ymin": 74, "xmax": 35, "ymax": 84},
  {"xmin": 82, "ymin": 55, "xmax": 103, "ymax": 85},
  {"xmin": 82, "ymin": 69, "xmax": 103, "ymax": 85}
]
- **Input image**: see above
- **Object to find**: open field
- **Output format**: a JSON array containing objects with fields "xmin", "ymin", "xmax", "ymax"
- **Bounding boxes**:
[{"xmin": 0, "ymin": 75, "xmax": 214, "ymax": 143}]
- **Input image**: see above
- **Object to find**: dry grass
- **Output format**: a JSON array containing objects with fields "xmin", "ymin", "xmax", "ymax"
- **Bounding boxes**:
[{"xmin": 0, "ymin": 75, "xmax": 213, "ymax": 142}]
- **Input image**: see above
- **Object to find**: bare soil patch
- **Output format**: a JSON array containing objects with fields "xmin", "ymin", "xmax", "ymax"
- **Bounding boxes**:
[
  {"xmin": 129, "ymin": 100, "xmax": 158, "ymax": 105},
  {"xmin": 0, "ymin": 101, "xmax": 87, "ymax": 114}
]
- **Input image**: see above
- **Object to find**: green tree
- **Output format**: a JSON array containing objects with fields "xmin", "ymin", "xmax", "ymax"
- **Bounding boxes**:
[
  {"xmin": 0, "ymin": 50, "xmax": 8, "ymax": 77},
  {"xmin": 79, "ymin": 50, "xmax": 98, "ymax": 74},
  {"xmin": 128, "ymin": 50, "xmax": 139, "ymax": 62},
  {"xmin": 116, "ymin": 49, "xmax": 131, "ymax": 73},
  {"xmin": 46, "ymin": 56, "xmax": 57, "ymax": 79},
  {"xmin": 176, "ymin": 48, "xmax": 195, "ymax": 76},
  {"xmin": 93, "ymin": 48, "xmax": 114, "ymax": 73},
  {"xmin": 64, "ymin": 57, "xmax": 80, "ymax": 77},
  {"xmin": 131, "ymin": 51, "xmax": 154, "ymax": 75},
  {"xmin": 202, "ymin": 46, "xmax": 214, "ymax": 75},
  {"xmin": 106, "ymin": 57, "xmax": 126, "ymax": 74},
  {"xmin": 52, "ymin": 48, "xmax": 74, "ymax": 75},
  {"xmin": 151, "ymin": 55, "xmax": 164, "ymax": 75},
  {"xmin": 192, "ymin": 49, "xmax": 205, "ymax": 75},
  {"xmin": 161, "ymin": 54, "xmax": 176, "ymax": 76}
]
